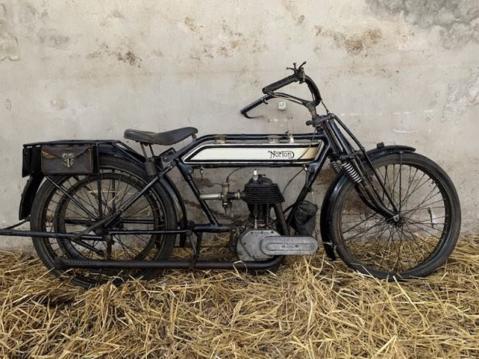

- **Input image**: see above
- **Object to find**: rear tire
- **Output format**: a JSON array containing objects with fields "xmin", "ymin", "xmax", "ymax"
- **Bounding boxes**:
[
  {"xmin": 30, "ymin": 156, "xmax": 177, "ymax": 288},
  {"xmin": 323, "ymin": 152, "xmax": 461, "ymax": 279}
]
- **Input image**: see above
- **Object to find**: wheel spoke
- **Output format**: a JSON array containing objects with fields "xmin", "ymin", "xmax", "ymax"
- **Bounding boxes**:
[
  {"xmin": 96, "ymin": 173, "xmax": 103, "ymax": 218},
  {"xmin": 342, "ymin": 212, "xmax": 380, "ymax": 234},
  {"xmin": 402, "ymin": 221, "xmax": 435, "ymax": 259},
  {"xmin": 400, "ymin": 173, "xmax": 429, "ymax": 208},
  {"xmin": 338, "ymin": 158, "xmax": 451, "ymax": 275},
  {"xmin": 114, "ymin": 235, "xmax": 138, "ymax": 258},
  {"xmin": 399, "ymin": 160, "xmax": 402, "ymax": 211},
  {"xmin": 39, "ymin": 166, "xmax": 169, "ymax": 286},
  {"xmin": 344, "ymin": 220, "xmax": 386, "ymax": 242},
  {"xmin": 377, "ymin": 227, "xmax": 396, "ymax": 268},
  {"xmin": 48, "ymin": 179, "xmax": 97, "ymax": 219},
  {"xmin": 401, "ymin": 167, "xmax": 419, "ymax": 209}
]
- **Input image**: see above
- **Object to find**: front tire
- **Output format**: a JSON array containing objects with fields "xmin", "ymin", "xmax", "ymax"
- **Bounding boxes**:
[{"xmin": 323, "ymin": 152, "xmax": 461, "ymax": 279}]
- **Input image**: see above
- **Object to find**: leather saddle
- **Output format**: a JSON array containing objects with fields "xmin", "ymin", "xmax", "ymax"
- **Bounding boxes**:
[{"xmin": 124, "ymin": 127, "xmax": 198, "ymax": 145}]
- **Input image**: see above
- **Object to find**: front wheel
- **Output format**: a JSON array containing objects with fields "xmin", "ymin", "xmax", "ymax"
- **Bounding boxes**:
[{"xmin": 323, "ymin": 152, "xmax": 461, "ymax": 279}]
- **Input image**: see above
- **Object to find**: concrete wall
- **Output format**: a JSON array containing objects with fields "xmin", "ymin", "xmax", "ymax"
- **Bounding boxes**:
[{"xmin": 0, "ymin": 0, "xmax": 478, "ymax": 248}]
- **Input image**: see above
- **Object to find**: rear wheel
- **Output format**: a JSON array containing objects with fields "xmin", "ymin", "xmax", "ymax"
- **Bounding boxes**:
[
  {"xmin": 324, "ymin": 152, "xmax": 461, "ymax": 279},
  {"xmin": 30, "ymin": 156, "xmax": 177, "ymax": 288}
]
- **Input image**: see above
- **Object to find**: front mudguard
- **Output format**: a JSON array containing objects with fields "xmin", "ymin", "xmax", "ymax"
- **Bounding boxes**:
[{"xmin": 319, "ymin": 144, "xmax": 415, "ymax": 260}]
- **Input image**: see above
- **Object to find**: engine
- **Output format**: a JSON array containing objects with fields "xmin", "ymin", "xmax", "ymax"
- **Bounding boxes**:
[
  {"xmin": 235, "ymin": 172, "xmax": 285, "ymax": 261},
  {"xmin": 200, "ymin": 170, "xmax": 319, "ymax": 262},
  {"xmin": 243, "ymin": 173, "xmax": 284, "ymax": 228}
]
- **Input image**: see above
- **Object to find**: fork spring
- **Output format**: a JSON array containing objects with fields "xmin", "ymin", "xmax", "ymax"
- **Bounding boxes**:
[
  {"xmin": 331, "ymin": 161, "xmax": 342, "ymax": 173},
  {"xmin": 342, "ymin": 162, "xmax": 362, "ymax": 183}
]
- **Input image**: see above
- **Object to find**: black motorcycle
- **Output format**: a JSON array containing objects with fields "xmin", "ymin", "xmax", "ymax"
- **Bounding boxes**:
[{"xmin": 5, "ymin": 62, "xmax": 461, "ymax": 287}]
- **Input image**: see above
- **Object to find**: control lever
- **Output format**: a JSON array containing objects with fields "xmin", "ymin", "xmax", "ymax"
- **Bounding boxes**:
[
  {"xmin": 287, "ymin": 61, "xmax": 307, "ymax": 82},
  {"xmin": 240, "ymin": 94, "xmax": 273, "ymax": 119}
]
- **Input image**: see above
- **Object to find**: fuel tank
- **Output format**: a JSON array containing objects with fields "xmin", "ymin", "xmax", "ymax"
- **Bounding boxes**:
[{"xmin": 182, "ymin": 135, "xmax": 323, "ymax": 166}]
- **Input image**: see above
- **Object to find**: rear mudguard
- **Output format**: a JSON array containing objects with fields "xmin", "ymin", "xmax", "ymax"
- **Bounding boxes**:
[
  {"xmin": 18, "ymin": 143, "xmax": 188, "ymax": 236},
  {"xmin": 319, "ymin": 144, "xmax": 416, "ymax": 260},
  {"xmin": 19, "ymin": 175, "xmax": 43, "ymax": 220}
]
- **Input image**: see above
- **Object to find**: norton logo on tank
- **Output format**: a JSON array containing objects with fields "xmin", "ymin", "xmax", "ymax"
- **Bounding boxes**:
[{"xmin": 268, "ymin": 150, "xmax": 295, "ymax": 159}]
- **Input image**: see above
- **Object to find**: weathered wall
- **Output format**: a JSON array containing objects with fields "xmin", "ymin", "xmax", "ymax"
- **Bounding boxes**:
[{"xmin": 0, "ymin": 0, "xmax": 478, "ymax": 249}]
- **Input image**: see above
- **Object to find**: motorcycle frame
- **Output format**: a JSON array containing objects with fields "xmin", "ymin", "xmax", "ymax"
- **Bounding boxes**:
[
  {"xmin": 48, "ymin": 131, "xmax": 331, "ymax": 239},
  {"xmin": 4, "ymin": 116, "xmax": 410, "ymax": 273},
  {"xmin": 4, "ymin": 131, "xmax": 333, "ymax": 271},
  {"xmin": 4, "ymin": 63, "xmax": 412, "ymax": 270},
  {"xmin": 163, "ymin": 131, "xmax": 331, "ymax": 227}
]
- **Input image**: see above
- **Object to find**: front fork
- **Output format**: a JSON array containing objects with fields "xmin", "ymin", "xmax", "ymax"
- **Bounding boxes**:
[
  {"xmin": 323, "ymin": 116, "xmax": 400, "ymax": 222},
  {"xmin": 354, "ymin": 165, "xmax": 399, "ymax": 220}
]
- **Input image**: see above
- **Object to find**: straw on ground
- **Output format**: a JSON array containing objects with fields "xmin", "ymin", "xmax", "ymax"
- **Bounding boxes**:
[{"xmin": 0, "ymin": 236, "xmax": 477, "ymax": 358}]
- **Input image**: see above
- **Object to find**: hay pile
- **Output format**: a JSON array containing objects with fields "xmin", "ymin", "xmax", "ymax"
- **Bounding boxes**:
[{"xmin": 0, "ymin": 237, "xmax": 477, "ymax": 358}]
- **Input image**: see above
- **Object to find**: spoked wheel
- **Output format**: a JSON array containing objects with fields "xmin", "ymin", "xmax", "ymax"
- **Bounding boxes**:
[
  {"xmin": 325, "ymin": 152, "xmax": 461, "ymax": 279},
  {"xmin": 30, "ymin": 156, "xmax": 177, "ymax": 288}
]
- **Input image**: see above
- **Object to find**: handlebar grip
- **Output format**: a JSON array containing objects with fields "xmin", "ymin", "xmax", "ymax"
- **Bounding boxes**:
[
  {"xmin": 240, "ymin": 94, "xmax": 273, "ymax": 118},
  {"xmin": 262, "ymin": 74, "xmax": 297, "ymax": 94}
]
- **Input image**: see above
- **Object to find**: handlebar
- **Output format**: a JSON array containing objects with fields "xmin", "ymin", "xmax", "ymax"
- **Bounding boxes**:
[
  {"xmin": 241, "ymin": 62, "xmax": 323, "ymax": 119},
  {"xmin": 262, "ymin": 74, "xmax": 297, "ymax": 94}
]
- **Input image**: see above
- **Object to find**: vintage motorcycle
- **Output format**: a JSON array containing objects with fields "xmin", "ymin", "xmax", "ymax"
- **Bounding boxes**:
[{"xmin": 4, "ymin": 62, "xmax": 461, "ymax": 288}]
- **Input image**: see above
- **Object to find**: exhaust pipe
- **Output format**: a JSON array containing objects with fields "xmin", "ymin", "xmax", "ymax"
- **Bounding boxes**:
[{"xmin": 56, "ymin": 256, "xmax": 283, "ymax": 270}]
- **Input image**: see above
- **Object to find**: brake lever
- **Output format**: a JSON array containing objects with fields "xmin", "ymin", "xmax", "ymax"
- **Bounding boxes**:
[
  {"xmin": 286, "ymin": 62, "xmax": 298, "ymax": 73},
  {"xmin": 243, "ymin": 113, "xmax": 264, "ymax": 119},
  {"xmin": 240, "ymin": 96, "xmax": 271, "ymax": 119},
  {"xmin": 287, "ymin": 61, "xmax": 307, "ymax": 82}
]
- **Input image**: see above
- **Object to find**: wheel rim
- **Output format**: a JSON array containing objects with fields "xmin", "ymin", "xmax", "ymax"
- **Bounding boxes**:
[
  {"xmin": 40, "ymin": 168, "xmax": 169, "ymax": 285},
  {"xmin": 338, "ymin": 160, "xmax": 450, "ymax": 276}
]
